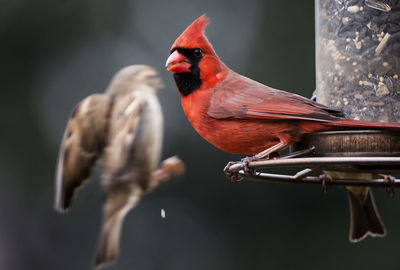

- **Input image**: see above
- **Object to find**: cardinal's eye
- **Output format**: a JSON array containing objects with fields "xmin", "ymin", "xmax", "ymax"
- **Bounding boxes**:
[{"xmin": 193, "ymin": 48, "xmax": 202, "ymax": 58}]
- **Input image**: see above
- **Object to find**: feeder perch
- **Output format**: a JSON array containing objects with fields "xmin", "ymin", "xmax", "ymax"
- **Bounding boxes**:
[{"xmin": 225, "ymin": 130, "xmax": 400, "ymax": 186}]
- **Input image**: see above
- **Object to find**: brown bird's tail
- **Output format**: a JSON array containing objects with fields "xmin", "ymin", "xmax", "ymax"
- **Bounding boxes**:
[
  {"xmin": 94, "ymin": 190, "xmax": 141, "ymax": 269},
  {"xmin": 346, "ymin": 187, "xmax": 386, "ymax": 242}
]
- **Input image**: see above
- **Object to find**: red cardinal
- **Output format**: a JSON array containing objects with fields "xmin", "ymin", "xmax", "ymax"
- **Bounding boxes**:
[{"xmin": 166, "ymin": 15, "xmax": 399, "ymax": 242}]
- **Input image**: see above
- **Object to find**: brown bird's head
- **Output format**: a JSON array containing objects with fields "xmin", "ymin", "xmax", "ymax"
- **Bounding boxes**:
[
  {"xmin": 166, "ymin": 15, "xmax": 227, "ymax": 96},
  {"xmin": 106, "ymin": 65, "xmax": 164, "ymax": 96}
]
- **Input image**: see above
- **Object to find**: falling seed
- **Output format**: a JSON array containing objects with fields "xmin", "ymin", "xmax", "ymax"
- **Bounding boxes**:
[
  {"xmin": 382, "ymin": 62, "xmax": 389, "ymax": 67},
  {"xmin": 368, "ymin": 73, "xmax": 373, "ymax": 78},
  {"xmin": 346, "ymin": 38, "xmax": 351, "ymax": 42},
  {"xmin": 161, "ymin": 208, "xmax": 166, "ymax": 218},
  {"xmin": 379, "ymin": 76, "xmax": 384, "ymax": 82},
  {"xmin": 394, "ymin": 74, "xmax": 399, "ymax": 79},
  {"xmin": 343, "ymin": 97, "xmax": 349, "ymax": 105},
  {"xmin": 352, "ymin": 61, "xmax": 357, "ymax": 66},
  {"xmin": 354, "ymin": 68, "xmax": 359, "ymax": 73},
  {"xmin": 359, "ymin": 81, "xmax": 364, "ymax": 85}
]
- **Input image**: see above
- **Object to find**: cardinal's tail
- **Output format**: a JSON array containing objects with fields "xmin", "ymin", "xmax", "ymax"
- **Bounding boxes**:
[
  {"xmin": 346, "ymin": 187, "xmax": 386, "ymax": 243},
  {"xmin": 329, "ymin": 119, "xmax": 400, "ymax": 131},
  {"xmin": 94, "ymin": 190, "xmax": 141, "ymax": 269}
]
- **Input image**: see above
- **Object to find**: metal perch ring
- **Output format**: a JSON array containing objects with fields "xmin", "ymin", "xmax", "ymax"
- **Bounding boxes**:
[{"xmin": 224, "ymin": 130, "xmax": 400, "ymax": 187}]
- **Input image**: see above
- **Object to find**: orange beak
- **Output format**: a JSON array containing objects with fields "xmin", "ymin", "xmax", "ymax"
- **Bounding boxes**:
[{"xmin": 166, "ymin": 50, "xmax": 191, "ymax": 73}]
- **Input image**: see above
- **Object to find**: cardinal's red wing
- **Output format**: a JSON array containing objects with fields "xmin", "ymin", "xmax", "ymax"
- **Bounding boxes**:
[{"xmin": 207, "ymin": 73, "xmax": 343, "ymax": 122}]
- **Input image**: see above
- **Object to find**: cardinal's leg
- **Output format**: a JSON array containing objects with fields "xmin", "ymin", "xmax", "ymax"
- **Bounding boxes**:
[
  {"xmin": 233, "ymin": 140, "xmax": 288, "ymax": 178},
  {"xmin": 224, "ymin": 137, "xmax": 290, "ymax": 181},
  {"xmin": 254, "ymin": 141, "xmax": 289, "ymax": 160}
]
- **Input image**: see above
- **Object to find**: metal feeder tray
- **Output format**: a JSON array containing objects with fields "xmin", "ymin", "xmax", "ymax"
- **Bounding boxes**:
[{"xmin": 225, "ymin": 130, "xmax": 400, "ymax": 187}]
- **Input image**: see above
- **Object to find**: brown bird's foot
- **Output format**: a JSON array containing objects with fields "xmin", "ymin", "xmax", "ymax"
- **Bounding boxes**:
[
  {"xmin": 378, "ymin": 174, "xmax": 396, "ymax": 197},
  {"xmin": 150, "ymin": 156, "xmax": 185, "ymax": 190},
  {"xmin": 159, "ymin": 156, "xmax": 186, "ymax": 181},
  {"xmin": 319, "ymin": 174, "xmax": 333, "ymax": 195},
  {"xmin": 224, "ymin": 161, "xmax": 243, "ymax": 182}
]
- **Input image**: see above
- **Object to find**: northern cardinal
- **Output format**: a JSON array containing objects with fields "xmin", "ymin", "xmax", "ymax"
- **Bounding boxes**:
[
  {"xmin": 166, "ymin": 15, "xmax": 399, "ymax": 242},
  {"xmin": 54, "ymin": 65, "xmax": 185, "ymax": 268}
]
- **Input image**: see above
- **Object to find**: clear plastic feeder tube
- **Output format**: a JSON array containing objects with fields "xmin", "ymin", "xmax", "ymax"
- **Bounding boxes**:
[{"xmin": 315, "ymin": 0, "xmax": 400, "ymax": 122}]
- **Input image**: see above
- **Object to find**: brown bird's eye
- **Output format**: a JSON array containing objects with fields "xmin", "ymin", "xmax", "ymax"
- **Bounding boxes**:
[{"xmin": 194, "ymin": 48, "xmax": 202, "ymax": 57}]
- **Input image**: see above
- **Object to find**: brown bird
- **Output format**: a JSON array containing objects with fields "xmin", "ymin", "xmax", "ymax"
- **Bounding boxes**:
[{"xmin": 54, "ymin": 65, "xmax": 185, "ymax": 268}]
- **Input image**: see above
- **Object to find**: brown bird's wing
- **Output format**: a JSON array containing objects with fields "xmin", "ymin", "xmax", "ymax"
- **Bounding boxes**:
[
  {"xmin": 54, "ymin": 94, "xmax": 112, "ymax": 212},
  {"xmin": 94, "ymin": 94, "xmax": 152, "ymax": 269},
  {"xmin": 101, "ymin": 94, "xmax": 149, "ymax": 189},
  {"xmin": 207, "ymin": 72, "xmax": 343, "ymax": 122}
]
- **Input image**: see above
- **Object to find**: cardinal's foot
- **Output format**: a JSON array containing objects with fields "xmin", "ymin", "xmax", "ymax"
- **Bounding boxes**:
[
  {"xmin": 224, "ymin": 162, "xmax": 243, "ymax": 182},
  {"xmin": 240, "ymin": 156, "xmax": 258, "ymax": 176}
]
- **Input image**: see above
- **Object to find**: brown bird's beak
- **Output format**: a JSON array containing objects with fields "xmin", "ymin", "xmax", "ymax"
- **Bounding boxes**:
[{"xmin": 166, "ymin": 50, "xmax": 191, "ymax": 73}]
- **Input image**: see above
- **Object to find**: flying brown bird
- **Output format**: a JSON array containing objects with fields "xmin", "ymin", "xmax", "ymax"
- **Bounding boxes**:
[{"xmin": 54, "ymin": 65, "xmax": 185, "ymax": 269}]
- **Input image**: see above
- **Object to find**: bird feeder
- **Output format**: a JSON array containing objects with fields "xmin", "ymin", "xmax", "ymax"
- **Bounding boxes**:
[{"xmin": 225, "ymin": 1, "xmax": 400, "ymax": 188}]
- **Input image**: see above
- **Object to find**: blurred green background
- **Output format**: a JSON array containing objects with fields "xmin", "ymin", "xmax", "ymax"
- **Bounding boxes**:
[{"xmin": 1, "ymin": 0, "xmax": 400, "ymax": 269}]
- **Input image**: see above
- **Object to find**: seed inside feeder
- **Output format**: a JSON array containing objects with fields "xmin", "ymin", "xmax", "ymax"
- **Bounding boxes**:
[{"xmin": 316, "ymin": 0, "xmax": 400, "ymax": 122}]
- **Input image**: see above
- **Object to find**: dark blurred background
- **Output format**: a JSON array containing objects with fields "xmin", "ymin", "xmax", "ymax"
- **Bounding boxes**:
[{"xmin": 1, "ymin": 0, "xmax": 400, "ymax": 269}]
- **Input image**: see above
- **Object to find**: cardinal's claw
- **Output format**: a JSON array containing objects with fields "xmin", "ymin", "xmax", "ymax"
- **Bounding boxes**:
[
  {"xmin": 224, "ymin": 161, "xmax": 243, "ymax": 182},
  {"xmin": 240, "ymin": 156, "xmax": 257, "ymax": 176}
]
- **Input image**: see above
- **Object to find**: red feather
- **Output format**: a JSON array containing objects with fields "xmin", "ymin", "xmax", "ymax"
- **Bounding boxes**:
[{"xmin": 167, "ymin": 15, "xmax": 400, "ymax": 155}]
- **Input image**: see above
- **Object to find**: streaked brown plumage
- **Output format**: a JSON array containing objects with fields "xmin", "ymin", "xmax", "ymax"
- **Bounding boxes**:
[{"xmin": 54, "ymin": 65, "xmax": 184, "ymax": 269}]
